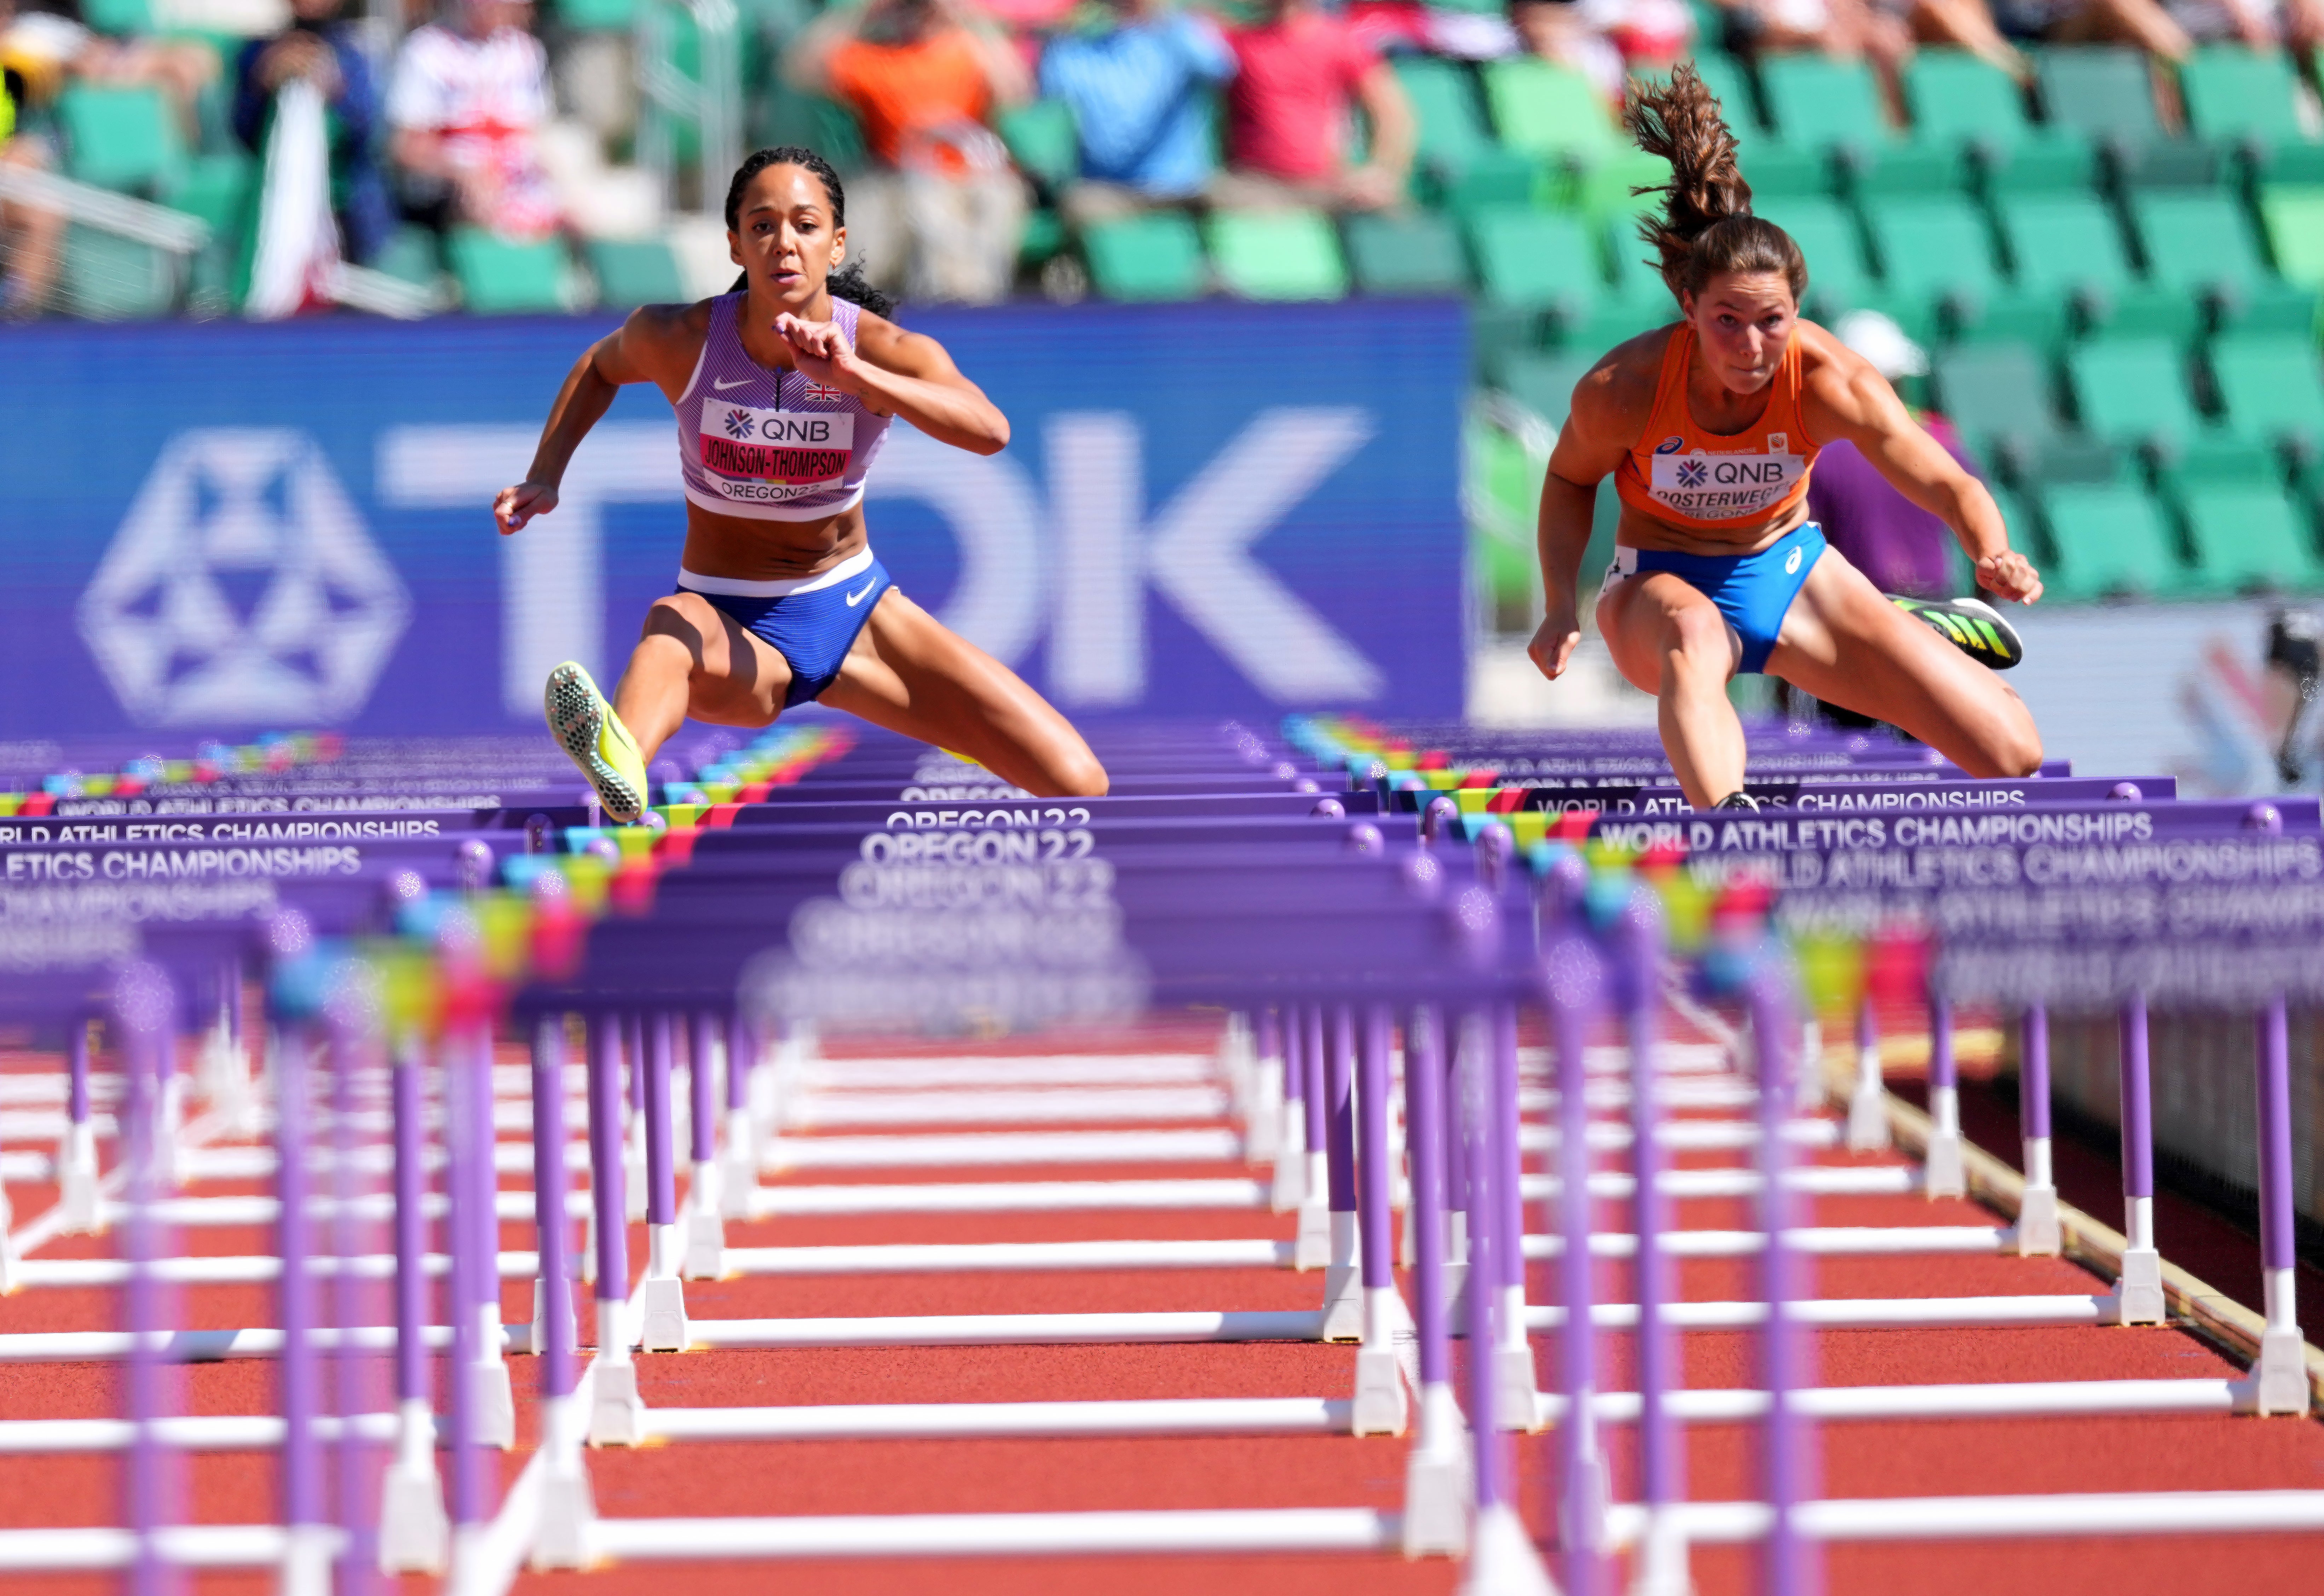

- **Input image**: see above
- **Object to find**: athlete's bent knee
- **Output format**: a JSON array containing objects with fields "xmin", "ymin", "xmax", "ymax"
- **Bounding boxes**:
[{"xmin": 644, "ymin": 592, "xmax": 717, "ymax": 640}]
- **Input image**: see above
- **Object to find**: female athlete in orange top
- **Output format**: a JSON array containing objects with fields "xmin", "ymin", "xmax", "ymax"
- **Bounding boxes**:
[{"xmin": 1530, "ymin": 66, "xmax": 2043, "ymax": 809}]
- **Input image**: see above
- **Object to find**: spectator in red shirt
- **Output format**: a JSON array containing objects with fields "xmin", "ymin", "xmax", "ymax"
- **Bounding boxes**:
[{"xmin": 1217, "ymin": 0, "xmax": 1415, "ymax": 212}]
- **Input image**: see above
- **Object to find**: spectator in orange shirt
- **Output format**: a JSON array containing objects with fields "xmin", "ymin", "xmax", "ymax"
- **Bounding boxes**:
[
  {"xmin": 786, "ymin": 0, "xmax": 1030, "ymax": 304},
  {"xmin": 1216, "ymin": 0, "xmax": 1415, "ymax": 213}
]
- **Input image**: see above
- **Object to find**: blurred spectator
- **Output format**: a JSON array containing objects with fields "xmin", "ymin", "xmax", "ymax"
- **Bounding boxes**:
[
  {"xmin": 2166, "ymin": 0, "xmax": 2324, "ymax": 50},
  {"xmin": 1805, "ymin": 310, "xmax": 1972, "ymax": 599},
  {"xmin": 786, "ymin": 0, "xmax": 1030, "ymax": 304},
  {"xmin": 387, "ymin": 0, "xmax": 558, "ymax": 238},
  {"xmin": 1, "ymin": 23, "xmax": 63, "ymax": 315},
  {"xmin": 1985, "ymin": 0, "xmax": 2195, "ymax": 63},
  {"xmin": 233, "ymin": 0, "xmax": 393, "ymax": 264},
  {"xmin": 1, "ymin": 0, "xmax": 217, "ymax": 143},
  {"xmin": 1507, "ymin": 0, "xmax": 1630, "ymax": 102},
  {"xmin": 1217, "ymin": 0, "xmax": 1415, "ymax": 212},
  {"xmin": 1037, "ymin": 0, "xmax": 1234, "ymax": 225},
  {"xmin": 1718, "ymin": 0, "xmax": 1910, "ymax": 108}
]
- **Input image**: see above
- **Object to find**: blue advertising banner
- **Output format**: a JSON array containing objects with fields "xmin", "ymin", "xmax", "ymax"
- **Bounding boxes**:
[{"xmin": 0, "ymin": 298, "xmax": 1466, "ymax": 737}]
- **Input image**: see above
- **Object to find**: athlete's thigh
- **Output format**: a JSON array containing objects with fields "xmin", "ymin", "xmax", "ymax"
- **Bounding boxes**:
[
  {"xmin": 818, "ymin": 589, "xmax": 1107, "ymax": 797},
  {"xmin": 1594, "ymin": 568, "xmax": 1742, "ymax": 694},
  {"xmin": 1768, "ymin": 553, "xmax": 2039, "ymax": 767},
  {"xmin": 640, "ymin": 593, "xmax": 792, "ymax": 728}
]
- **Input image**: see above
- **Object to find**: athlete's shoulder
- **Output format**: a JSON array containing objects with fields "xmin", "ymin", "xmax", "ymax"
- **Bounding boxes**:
[
  {"xmin": 1791, "ymin": 318, "xmax": 1895, "ymax": 417},
  {"xmin": 851, "ymin": 303, "xmax": 956, "ymax": 377},
  {"xmin": 1570, "ymin": 323, "xmax": 1676, "ymax": 429}
]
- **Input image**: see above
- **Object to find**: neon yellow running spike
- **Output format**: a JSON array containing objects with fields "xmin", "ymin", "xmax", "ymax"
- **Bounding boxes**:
[{"xmin": 544, "ymin": 662, "xmax": 650, "ymax": 823}]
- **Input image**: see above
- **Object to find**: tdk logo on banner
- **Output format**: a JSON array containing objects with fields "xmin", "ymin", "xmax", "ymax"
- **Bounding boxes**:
[{"xmin": 79, "ymin": 430, "xmax": 411, "ymax": 726}]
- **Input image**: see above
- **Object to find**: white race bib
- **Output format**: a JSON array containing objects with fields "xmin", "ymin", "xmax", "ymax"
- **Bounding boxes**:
[
  {"xmin": 1646, "ymin": 434, "xmax": 1806, "ymax": 521},
  {"xmin": 698, "ymin": 402, "xmax": 857, "ymax": 502}
]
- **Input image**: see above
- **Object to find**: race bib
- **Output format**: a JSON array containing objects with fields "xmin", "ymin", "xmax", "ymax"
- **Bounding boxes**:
[
  {"xmin": 1646, "ymin": 432, "xmax": 1806, "ymax": 521},
  {"xmin": 698, "ymin": 402, "xmax": 856, "ymax": 503}
]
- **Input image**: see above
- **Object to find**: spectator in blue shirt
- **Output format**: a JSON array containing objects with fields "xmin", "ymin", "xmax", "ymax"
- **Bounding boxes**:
[
  {"xmin": 1037, "ymin": 0, "xmax": 1235, "ymax": 224},
  {"xmin": 232, "ymin": 0, "xmax": 395, "ymax": 263}
]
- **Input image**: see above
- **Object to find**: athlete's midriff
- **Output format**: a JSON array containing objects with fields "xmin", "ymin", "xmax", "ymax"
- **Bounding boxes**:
[
  {"xmin": 678, "ymin": 498, "xmax": 869, "ymax": 584},
  {"xmin": 1613, "ymin": 323, "xmax": 1822, "ymax": 558}
]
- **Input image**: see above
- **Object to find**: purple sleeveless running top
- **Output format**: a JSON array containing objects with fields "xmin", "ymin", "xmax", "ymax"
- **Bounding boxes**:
[{"xmin": 675, "ymin": 293, "xmax": 893, "ymax": 521}]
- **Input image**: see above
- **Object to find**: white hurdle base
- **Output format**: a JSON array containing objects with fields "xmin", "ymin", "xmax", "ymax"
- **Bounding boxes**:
[
  {"xmin": 584, "ymin": 1507, "xmax": 1401, "ymax": 1563},
  {"xmin": 645, "ymin": 1397, "xmax": 1350, "ymax": 1442},
  {"xmin": 0, "ymin": 1525, "xmax": 301, "ymax": 1571},
  {"xmin": 1601, "ymin": 1489, "xmax": 2324, "ymax": 1545},
  {"xmin": 763, "ymin": 1129, "xmax": 1245, "ymax": 1171},
  {"xmin": 745, "ymin": 1178, "xmax": 1268, "ymax": 1218}
]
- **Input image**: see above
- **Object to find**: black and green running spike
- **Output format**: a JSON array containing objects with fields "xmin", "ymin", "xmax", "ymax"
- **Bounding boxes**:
[{"xmin": 1890, "ymin": 593, "xmax": 2026, "ymax": 671}]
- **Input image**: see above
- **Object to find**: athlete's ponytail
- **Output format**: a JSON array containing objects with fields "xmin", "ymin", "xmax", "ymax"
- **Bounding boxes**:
[
  {"xmin": 722, "ymin": 145, "xmax": 899, "ymax": 318},
  {"xmin": 1626, "ymin": 65, "xmax": 1806, "ymax": 307}
]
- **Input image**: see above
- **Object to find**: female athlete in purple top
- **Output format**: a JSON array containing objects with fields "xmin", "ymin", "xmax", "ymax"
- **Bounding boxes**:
[{"xmin": 494, "ymin": 146, "xmax": 1106, "ymax": 821}]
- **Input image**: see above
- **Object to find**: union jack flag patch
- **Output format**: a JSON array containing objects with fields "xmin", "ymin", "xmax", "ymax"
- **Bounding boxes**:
[{"xmin": 801, "ymin": 379, "xmax": 848, "ymax": 404}]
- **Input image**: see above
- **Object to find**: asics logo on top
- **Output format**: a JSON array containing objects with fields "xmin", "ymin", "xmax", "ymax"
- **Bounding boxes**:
[
  {"xmin": 1785, "ymin": 545, "xmax": 1803, "ymax": 574},
  {"xmin": 1655, "ymin": 435, "xmax": 1685, "ymax": 454},
  {"xmin": 845, "ymin": 577, "xmax": 879, "ymax": 607}
]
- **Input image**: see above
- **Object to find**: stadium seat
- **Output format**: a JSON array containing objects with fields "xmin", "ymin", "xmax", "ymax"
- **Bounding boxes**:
[
  {"xmin": 1862, "ymin": 194, "xmax": 2057, "ymax": 346},
  {"xmin": 1395, "ymin": 57, "xmax": 1539, "ymax": 214},
  {"xmin": 58, "ymin": 223, "xmax": 178, "ymax": 319},
  {"xmin": 1342, "ymin": 211, "xmax": 1471, "ymax": 296},
  {"xmin": 2129, "ymin": 190, "xmax": 2318, "ymax": 336},
  {"xmin": 2211, "ymin": 334, "xmax": 2324, "ymax": 461},
  {"xmin": 1581, "ymin": 221, "xmax": 1676, "ymax": 348},
  {"xmin": 447, "ymin": 229, "xmax": 571, "ymax": 314},
  {"xmin": 1468, "ymin": 205, "xmax": 1601, "ymax": 334},
  {"xmin": 2035, "ymin": 46, "xmax": 2217, "ymax": 187},
  {"xmin": 2062, "ymin": 337, "xmax": 2255, "ymax": 475},
  {"xmin": 556, "ymin": 0, "xmax": 638, "ymax": 27},
  {"xmin": 2258, "ymin": 186, "xmax": 2324, "ymax": 292},
  {"xmin": 1205, "ymin": 210, "xmax": 1347, "ymax": 300},
  {"xmin": 1902, "ymin": 49, "xmax": 2093, "ymax": 193},
  {"xmin": 1758, "ymin": 52, "xmax": 1955, "ymax": 195},
  {"xmin": 79, "ymin": 0, "xmax": 151, "ymax": 33},
  {"xmin": 1500, "ymin": 348, "xmax": 1601, "ymax": 428},
  {"xmin": 1934, "ymin": 339, "xmax": 2117, "ymax": 486},
  {"xmin": 1571, "ymin": 149, "xmax": 1672, "ymax": 229},
  {"xmin": 2037, "ymin": 483, "xmax": 2191, "ymax": 599},
  {"xmin": 998, "ymin": 101, "xmax": 1079, "ymax": 193},
  {"xmin": 1081, "ymin": 211, "xmax": 1205, "ymax": 300},
  {"xmin": 1994, "ymin": 191, "xmax": 2195, "ymax": 342},
  {"xmin": 2179, "ymin": 46, "xmax": 2324, "ymax": 184},
  {"xmin": 372, "ymin": 226, "xmax": 444, "ymax": 292},
  {"xmin": 2178, "ymin": 483, "xmax": 2324, "ymax": 592},
  {"xmin": 1752, "ymin": 195, "xmax": 1876, "ymax": 320},
  {"xmin": 166, "ymin": 152, "xmax": 253, "ymax": 236},
  {"xmin": 1481, "ymin": 59, "xmax": 1622, "ymax": 171},
  {"xmin": 58, "ymin": 84, "xmax": 184, "ymax": 196},
  {"xmin": 587, "ymin": 237, "xmax": 687, "ymax": 306},
  {"xmin": 1686, "ymin": 53, "xmax": 1825, "ymax": 196}
]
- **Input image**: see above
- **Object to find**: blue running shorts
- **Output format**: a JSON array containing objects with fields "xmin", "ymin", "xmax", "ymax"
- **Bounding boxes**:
[
  {"xmin": 1603, "ymin": 522, "xmax": 1827, "ymax": 675},
  {"xmin": 677, "ymin": 550, "xmax": 894, "ymax": 707}
]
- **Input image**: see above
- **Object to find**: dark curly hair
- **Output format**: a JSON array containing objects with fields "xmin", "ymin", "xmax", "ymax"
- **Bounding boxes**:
[
  {"xmin": 723, "ymin": 145, "xmax": 896, "ymax": 317},
  {"xmin": 1626, "ymin": 65, "xmax": 1806, "ymax": 307}
]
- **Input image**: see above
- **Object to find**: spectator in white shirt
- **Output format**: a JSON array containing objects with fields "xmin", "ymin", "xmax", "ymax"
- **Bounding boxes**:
[{"xmin": 387, "ymin": 0, "xmax": 558, "ymax": 237}]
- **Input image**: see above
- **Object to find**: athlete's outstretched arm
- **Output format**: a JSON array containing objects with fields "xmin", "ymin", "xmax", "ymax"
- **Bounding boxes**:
[
  {"xmin": 777, "ymin": 311, "xmax": 1011, "ymax": 456},
  {"xmin": 494, "ymin": 307, "xmax": 688, "ymax": 533},
  {"xmin": 1802, "ymin": 337, "xmax": 2043, "ymax": 604},
  {"xmin": 1529, "ymin": 359, "xmax": 1637, "ymax": 681}
]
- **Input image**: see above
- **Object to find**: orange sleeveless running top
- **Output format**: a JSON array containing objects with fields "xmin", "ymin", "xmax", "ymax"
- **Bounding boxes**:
[{"xmin": 1614, "ymin": 323, "xmax": 1821, "ymax": 532}]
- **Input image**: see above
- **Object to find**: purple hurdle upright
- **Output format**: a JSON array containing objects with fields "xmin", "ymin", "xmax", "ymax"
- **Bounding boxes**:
[
  {"xmin": 684, "ymin": 1012, "xmax": 726, "ymax": 1277},
  {"xmin": 532, "ymin": 1013, "xmax": 596, "ymax": 1568},
  {"xmin": 1270, "ymin": 1006, "xmax": 1309, "ymax": 1213},
  {"xmin": 1845, "ymin": 995, "xmax": 1890, "ymax": 1152},
  {"xmin": 443, "ymin": 1024, "xmax": 498, "ymax": 1580},
  {"xmin": 57, "ymin": 1014, "xmax": 101, "ymax": 1232},
  {"xmin": 588, "ymin": 1011, "xmax": 646, "ymax": 1443},
  {"xmin": 637, "ymin": 1011, "xmax": 690, "ymax": 1353},
  {"xmin": 1923, "ymin": 989, "xmax": 1966, "ymax": 1199},
  {"xmin": 326, "ymin": 1003, "xmax": 382, "ymax": 1596},
  {"xmin": 2017, "ymin": 1005, "xmax": 2062, "ymax": 1255},
  {"xmin": 2115, "ymin": 996, "xmax": 2164, "ymax": 1326},
  {"xmin": 1625, "ymin": 890, "xmax": 1690, "ymax": 1596},
  {"xmin": 1753, "ymin": 969, "xmax": 1820, "ymax": 1596},
  {"xmin": 1350, "ymin": 1005, "xmax": 1407, "ymax": 1434},
  {"xmin": 1294, "ymin": 1005, "xmax": 1331, "ymax": 1267},
  {"xmin": 465, "ymin": 1026, "xmax": 516, "ymax": 1449},
  {"xmin": 719, "ymin": 1011, "xmax": 758, "ymax": 1218},
  {"xmin": 1399, "ymin": 1004, "xmax": 1466, "ymax": 1555},
  {"xmin": 1487, "ymin": 1004, "xmax": 1539, "ymax": 1428},
  {"xmin": 1544, "ymin": 911, "xmax": 1608, "ymax": 1596},
  {"xmin": 623, "ymin": 1011, "xmax": 648, "ymax": 1221},
  {"xmin": 1320, "ymin": 1005, "xmax": 1364, "ymax": 1340},
  {"xmin": 378, "ymin": 1030, "xmax": 448, "ymax": 1573},
  {"xmin": 2252, "ymin": 994, "xmax": 2311, "ymax": 1414},
  {"xmin": 276, "ymin": 1022, "xmax": 330, "ymax": 1596},
  {"xmin": 1248, "ymin": 1007, "xmax": 1287, "ymax": 1180},
  {"xmin": 116, "ymin": 964, "xmax": 178, "ymax": 1596}
]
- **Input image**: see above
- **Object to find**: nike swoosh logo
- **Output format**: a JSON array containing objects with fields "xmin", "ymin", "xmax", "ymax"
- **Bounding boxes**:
[
  {"xmin": 845, "ymin": 578, "xmax": 879, "ymax": 607},
  {"xmin": 712, "ymin": 377, "xmax": 752, "ymax": 392}
]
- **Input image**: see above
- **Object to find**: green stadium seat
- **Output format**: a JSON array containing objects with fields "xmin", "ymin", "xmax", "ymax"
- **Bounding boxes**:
[
  {"xmin": 557, "ymin": 0, "xmax": 639, "ymax": 31},
  {"xmin": 1994, "ymin": 192, "xmax": 2195, "ymax": 342},
  {"xmin": 1481, "ymin": 59, "xmax": 1622, "ymax": 171},
  {"xmin": 1579, "ymin": 220, "xmax": 1676, "ymax": 349},
  {"xmin": 1342, "ymin": 210, "xmax": 1471, "ymax": 296},
  {"xmin": 2037, "ymin": 484, "xmax": 2191, "ymax": 599},
  {"xmin": 1572, "ymin": 149, "xmax": 1672, "ymax": 229},
  {"xmin": 447, "ymin": 229, "xmax": 571, "ymax": 314},
  {"xmin": 2212, "ymin": 334, "xmax": 2324, "ymax": 460},
  {"xmin": 2178, "ymin": 483, "xmax": 2324, "ymax": 592},
  {"xmin": 998, "ymin": 99, "xmax": 1079, "ymax": 192},
  {"xmin": 1752, "ymin": 195, "xmax": 1876, "ymax": 321},
  {"xmin": 1934, "ymin": 339, "xmax": 2117, "ymax": 487},
  {"xmin": 2061, "ymin": 336, "xmax": 2228, "ymax": 460},
  {"xmin": 1205, "ymin": 209, "xmax": 1346, "ymax": 300},
  {"xmin": 166, "ymin": 151, "xmax": 253, "ymax": 236},
  {"xmin": 371, "ymin": 226, "xmax": 444, "ymax": 291},
  {"xmin": 1394, "ymin": 57, "xmax": 1539, "ymax": 214},
  {"xmin": 2259, "ymin": 186, "xmax": 2324, "ymax": 293},
  {"xmin": 1863, "ymin": 194, "xmax": 2057, "ymax": 346},
  {"xmin": 586, "ymin": 237, "xmax": 687, "ymax": 306},
  {"xmin": 1686, "ymin": 53, "xmax": 1825, "ymax": 197},
  {"xmin": 1019, "ymin": 207, "xmax": 1065, "ymax": 266},
  {"xmin": 2130, "ymin": 190, "xmax": 2318, "ymax": 336},
  {"xmin": 1468, "ymin": 205, "xmax": 1601, "ymax": 333},
  {"xmin": 1500, "ymin": 348, "xmax": 1601, "ymax": 429},
  {"xmin": 1758, "ymin": 52, "xmax": 1955, "ymax": 195},
  {"xmin": 2179, "ymin": 46, "xmax": 2324, "ymax": 184},
  {"xmin": 80, "ymin": 0, "xmax": 152, "ymax": 33},
  {"xmin": 58, "ymin": 85, "xmax": 184, "ymax": 196},
  {"xmin": 2035, "ymin": 46, "xmax": 2217, "ymax": 187},
  {"xmin": 1082, "ymin": 211, "xmax": 1205, "ymax": 301},
  {"xmin": 1902, "ymin": 49, "xmax": 2093, "ymax": 193}
]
